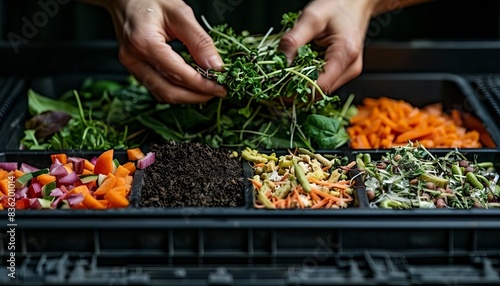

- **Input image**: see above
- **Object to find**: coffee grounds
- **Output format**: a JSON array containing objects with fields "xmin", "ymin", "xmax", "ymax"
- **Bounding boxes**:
[{"xmin": 140, "ymin": 141, "xmax": 245, "ymax": 207}]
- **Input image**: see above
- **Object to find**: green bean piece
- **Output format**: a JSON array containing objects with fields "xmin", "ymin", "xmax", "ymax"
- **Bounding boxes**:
[
  {"xmin": 466, "ymin": 172, "xmax": 484, "ymax": 189},
  {"xmin": 363, "ymin": 153, "xmax": 371, "ymax": 165},
  {"xmin": 419, "ymin": 173, "xmax": 448, "ymax": 188},
  {"xmin": 356, "ymin": 157, "xmax": 366, "ymax": 171},
  {"xmin": 293, "ymin": 159, "xmax": 311, "ymax": 193},
  {"xmin": 477, "ymin": 162, "xmax": 494, "ymax": 169},
  {"xmin": 476, "ymin": 174, "xmax": 490, "ymax": 187},
  {"xmin": 257, "ymin": 189, "xmax": 275, "ymax": 209},
  {"xmin": 451, "ymin": 164, "xmax": 462, "ymax": 176},
  {"xmin": 241, "ymin": 149, "xmax": 267, "ymax": 163}
]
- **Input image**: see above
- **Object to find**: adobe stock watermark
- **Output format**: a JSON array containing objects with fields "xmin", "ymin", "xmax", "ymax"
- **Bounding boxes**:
[
  {"xmin": 7, "ymin": 0, "xmax": 70, "ymax": 54},
  {"xmin": 365, "ymin": 0, "xmax": 404, "ymax": 47},
  {"xmin": 212, "ymin": 0, "xmax": 244, "ymax": 21},
  {"xmin": 285, "ymin": 234, "xmax": 339, "ymax": 285},
  {"xmin": 6, "ymin": 174, "xmax": 16, "ymax": 279}
]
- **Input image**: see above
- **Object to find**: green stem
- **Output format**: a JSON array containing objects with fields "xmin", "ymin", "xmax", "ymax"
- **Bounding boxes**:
[
  {"xmin": 216, "ymin": 97, "xmax": 223, "ymax": 133},
  {"xmin": 340, "ymin": 93, "xmax": 355, "ymax": 118},
  {"xmin": 239, "ymin": 105, "xmax": 262, "ymax": 140},
  {"xmin": 287, "ymin": 69, "xmax": 326, "ymax": 98},
  {"xmin": 201, "ymin": 16, "xmax": 252, "ymax": 54},
  {"xmin": 73, "ymin": 91, "xmax": 87, "ymax": 126}
]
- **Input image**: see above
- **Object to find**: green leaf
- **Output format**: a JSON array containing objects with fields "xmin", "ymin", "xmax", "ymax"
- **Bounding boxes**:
[
  {"xmin": 28, "ymin": 89, "xmax": 80, "ymax": 117},
  {"xmin": 137, "ymin": 114, "xmax": 182, "ymax": 141},
  {"xmin": 304, "ymin": 114, "xmax": 350, "ymax": 149}
]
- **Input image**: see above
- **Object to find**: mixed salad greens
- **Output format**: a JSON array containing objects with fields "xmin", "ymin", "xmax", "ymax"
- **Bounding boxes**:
[
  {"xmin": 21, "ymin": 12, "xmax": 357, "ymax": 151},
  {"xmin": 358, "ymin": 142, "xmax": 500, "ymax": 209}
]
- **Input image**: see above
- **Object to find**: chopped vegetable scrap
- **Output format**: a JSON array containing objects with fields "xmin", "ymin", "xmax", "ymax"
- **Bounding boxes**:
[
  {"xmin": 358, "ymin": 142, "xmax": 500, "ymax": 209},
  {"xmin": 243, "ymin": 148, "xmax": 356, "ymax": 209},
  {"xmin": 0, "ymin": 148, "xmax": 155, "ymax": 210},
  {"xmin": 348, "ymin": 97, "xmax": 486, "ymax": 149}
]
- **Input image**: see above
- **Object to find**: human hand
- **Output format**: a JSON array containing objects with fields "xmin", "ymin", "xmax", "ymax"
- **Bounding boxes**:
[
  {"xmin": 279, "ymin": 0, "xmax": 379, "ymax": 95},
  {"xmin": 104, "ymin": 0, "xmax": 227, "ymax": 103}
]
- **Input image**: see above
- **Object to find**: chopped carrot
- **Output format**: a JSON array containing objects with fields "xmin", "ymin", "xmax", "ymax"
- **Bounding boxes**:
[
  {"xmin": 83, "ymin": 193, "xmax": 106, "ymax": 209},
  {"xmin": 0, "ymin": 179, "xmax": 9, "ymax": 196},
  {"xmin": 105, "ymin": 190, "xmax": 129, "ymax": 208},
  {"xmin": 82, "ymin": 169, "xmax": 94, "ymax": 175},
  {"xmin": 37, "ymin": 174, "xmax": 56, "ymax": 186},
  {"xmin": 348, "ymin": 97, "xmax": 485, "ymax": 149},
  {"xmin": 93, "ymin": 176, "xmax": 117, "ymax": 196},
  {"xmin": 97, "ymin": 200, "xmax": 109, "ymax": 208},
  {"xmin": 0, "ymin": 170, "xmax": 7, "ymax": 181},
  {"xmin": 108, "ymin": 185, "xmax": 127, "ymax": 197},
  {"xmin": 94, "ymin": 149, "xmax": 114, "ymax": 175},
  {"xmin": 51, "ymin": 154, "xmax": 67, "ymax": 165},
  {"xmin": 63, "ymin": 163, "xmax": 74, "ymax": 174},
  {"xmin": 121, "ymin": 162, "xmax": 136, "ymax": 175},
  {"xmin": 14, "ymin": 170, "xmax": 25, "ymax": 179},
  {"xmin": 127, "ymin": 148, "xmax": 145, "ymax": 161},
  {"xmin": 70, "ymin": 185, "xmax": 90, "ymax": 196},
  {"xmin": 84, "ymin": 159, "xmax": 95, "ymax": 173},
  {"xmin": 114, "ymin": 165, "xmax": 130, "ymax": 177}
]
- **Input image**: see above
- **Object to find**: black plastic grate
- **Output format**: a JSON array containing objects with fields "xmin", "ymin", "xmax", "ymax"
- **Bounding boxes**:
[
  {"xmin": 0, "ymin": 78, "xmax": 25, "ymax": 124},
  {"xmin": 471, "ymin": 75, "xmax": 500, "ymax": 122},
  {"xmin": 1, "ymin": 252, "xmax": 499, "ymax": 285}
]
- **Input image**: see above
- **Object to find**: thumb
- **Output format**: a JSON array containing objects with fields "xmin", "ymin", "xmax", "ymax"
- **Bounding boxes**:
[
  {"xmin": 279, "ymin": 10, "xmax": 324, "ymax": 64},
  {"xmin": 170, "ymin": 12, "xmax": 223, "ymax": 70}
]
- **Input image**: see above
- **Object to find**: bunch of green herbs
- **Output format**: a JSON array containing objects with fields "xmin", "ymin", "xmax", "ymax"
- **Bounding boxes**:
[{"xmin": 21, "ymin": 12, "xmax": 357, "ymax": 151}]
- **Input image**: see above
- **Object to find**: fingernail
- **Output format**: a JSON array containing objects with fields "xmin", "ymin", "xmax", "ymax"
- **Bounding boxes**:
[{"xmin": 207, "ymin": 54, "xmax": 224, "ymax": 70}]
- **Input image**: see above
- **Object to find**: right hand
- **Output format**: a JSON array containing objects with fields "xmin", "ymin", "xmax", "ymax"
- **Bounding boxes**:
[{"xmin": 104, "ymin": 0, "xmax": 227, "ymax": 104}]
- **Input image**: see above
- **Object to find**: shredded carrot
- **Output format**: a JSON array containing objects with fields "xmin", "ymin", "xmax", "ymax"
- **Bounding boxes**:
[
  {"xmin": 249, "ymin": 178, "xmax": 262, "ymax": 189},
  {"xmin": 308, "ymin": 177, "xmax": 350, "ymax": 189}
]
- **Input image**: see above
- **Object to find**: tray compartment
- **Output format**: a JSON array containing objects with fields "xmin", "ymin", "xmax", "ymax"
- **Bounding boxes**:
[
  {"xmin": 0, "ymin": 151, "xmax": 142, "ymax": 209},
  {"xmin": 245, "ymin": 150, "xmax": 368, "ymax": 209},
  {"xmin": 335, "ymin": 73, "xmax": 500, "ymax": 149},
  {"xmin": 352, "ymin": 149, "xmax": 500, "ymax": 209}
]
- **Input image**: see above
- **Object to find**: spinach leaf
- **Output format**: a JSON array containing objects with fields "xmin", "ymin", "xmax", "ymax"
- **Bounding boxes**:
[{"xmin": 304, "ymin": 114, "xmax": 350, "ymax": 149}]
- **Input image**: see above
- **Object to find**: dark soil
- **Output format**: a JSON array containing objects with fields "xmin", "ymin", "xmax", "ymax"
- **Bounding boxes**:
[{"xmin": 140, "ymin": 141, "xmax": 246, "ymax": 207}]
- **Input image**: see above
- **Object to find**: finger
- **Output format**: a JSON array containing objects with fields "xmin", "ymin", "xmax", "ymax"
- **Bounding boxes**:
[
  {"xmin": 131, "ymin": 41, "xmax": 227, "ymax": 98},
  {"xmin": 316, "ymin": 39, "xmax": 363, "ymax": 94},
  {"xmin": 279, "ymin": 9, "xmax": 327, "ymax": 64},
  {"xmin": 126, "ymin": 58, "xmax": 217, "ymax": 104},
  {"xmin": 167, "ymin": 6, "xmax": 224, "ymax": 71}
]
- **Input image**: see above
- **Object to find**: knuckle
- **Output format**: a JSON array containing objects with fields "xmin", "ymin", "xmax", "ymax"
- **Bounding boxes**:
[
  {"xmin": 173, "ymin": 5, "xmax": 195, "ymax": 19},
  {"xmin": 343, "ymin": 38, "xmax": 363, "ymax": 62},
  {"xmin": 351, "ymin": 60, "xmax": 363, "ymax": 78},
  {"xmin": 195, "ymin": 33, "xmax": 214, "ymax": 52},
  {"xmin": 301, "ymin": 7, "xmax": 324, "ymax": 26},
  {"xmin": 280, "ymin": 32, "xmax": 300, "ymax": 50}
]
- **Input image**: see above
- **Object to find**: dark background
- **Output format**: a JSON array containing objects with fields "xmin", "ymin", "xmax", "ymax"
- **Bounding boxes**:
[
  {"xmin": 0, "ymin": 0, "xmax": 499, "ymax": 76},
  {"xmin": 1, "ymin": 0, "xmax": 499, "ymax": 43}
]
